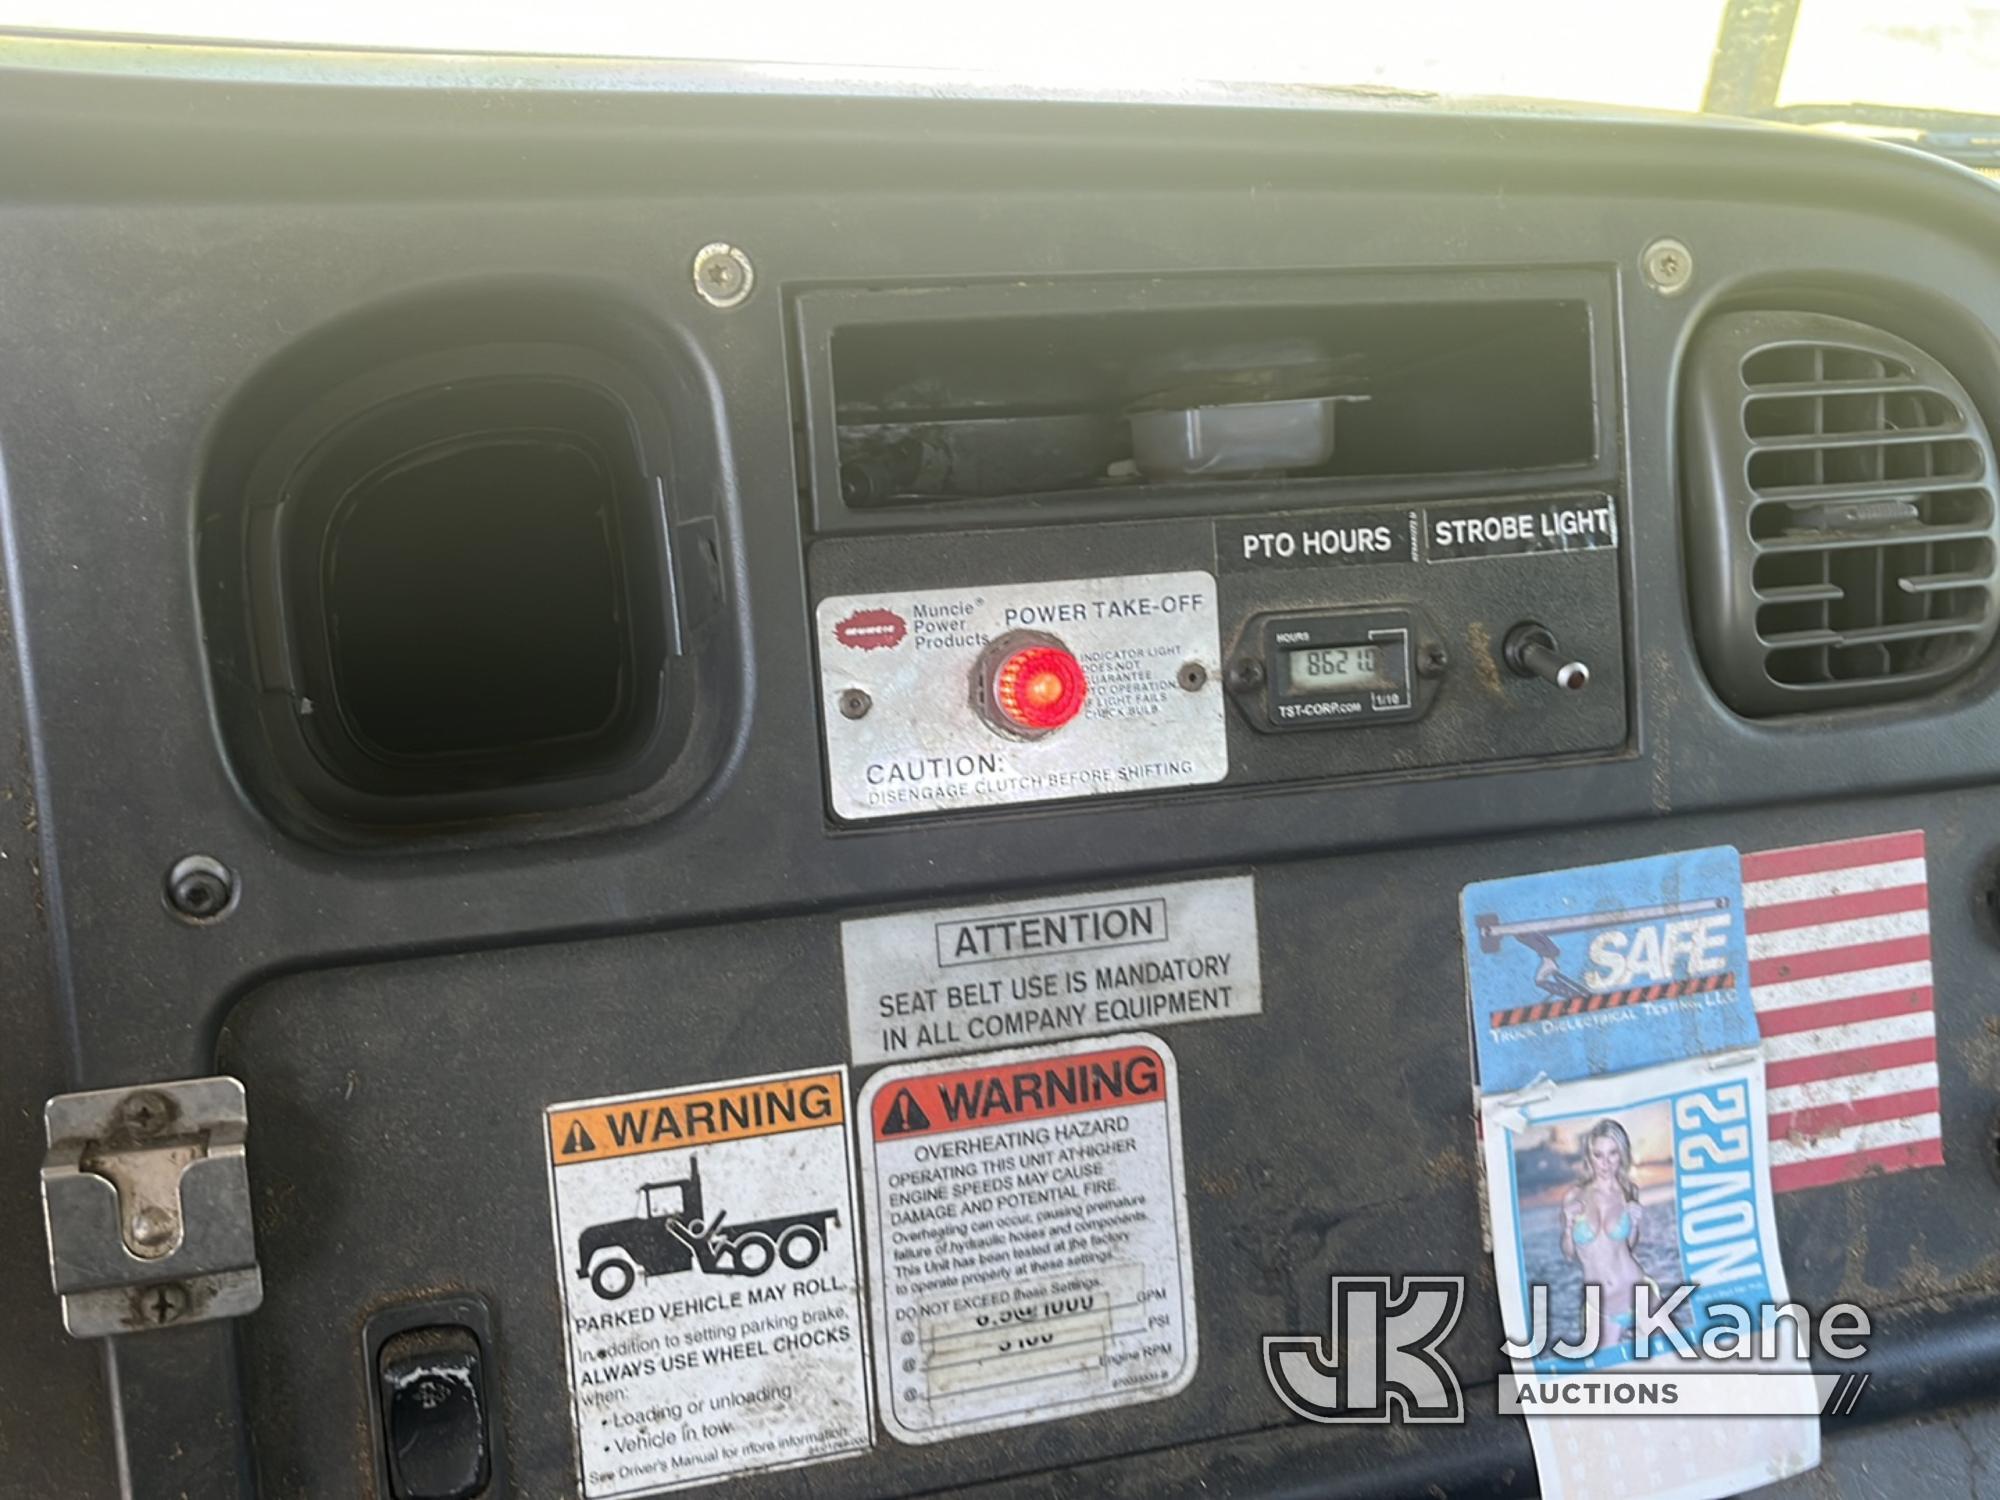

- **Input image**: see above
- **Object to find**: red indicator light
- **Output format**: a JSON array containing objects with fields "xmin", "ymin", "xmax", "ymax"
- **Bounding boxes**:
[{"xmin": 994, "ymin": 645, "xmax": 1088, "ymax": 733}]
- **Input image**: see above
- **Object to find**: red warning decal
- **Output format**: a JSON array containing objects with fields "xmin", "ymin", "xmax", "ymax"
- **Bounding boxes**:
[
  {"xmin": 867, "ymin": 1042, "xmax": 1164, "ymax": 1140},
  {"xmin": 833, "ymin": 607, "xmax": 908, "ymax": 651}
]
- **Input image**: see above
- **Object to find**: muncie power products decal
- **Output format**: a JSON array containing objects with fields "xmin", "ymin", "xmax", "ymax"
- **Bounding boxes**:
[
  {"xmin": 857, "ymin": 1034, "xmax": 1197, "ymax": 1444},
  {"xmin": 814, "ymin": 571, "xmax": 1227, "ymax": 821},
  {"xmin": 543, "ymin": 1068, "xmax": 873, "ymax": 1497},
  {"xmin": 841, "ymin": 874, "xmax": 1262, "ymax": 1065}
]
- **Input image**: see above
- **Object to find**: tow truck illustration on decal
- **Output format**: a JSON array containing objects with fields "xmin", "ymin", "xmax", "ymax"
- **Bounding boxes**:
[{"xmin": 574, "ymin": 1155, "xmax": 839, "ymax": 1299}]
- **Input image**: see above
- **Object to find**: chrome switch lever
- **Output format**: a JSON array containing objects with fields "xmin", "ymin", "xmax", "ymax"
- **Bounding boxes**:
[{"xmin": 1503, "ymin": 622, "xmax": 1590, "ymax": 692}]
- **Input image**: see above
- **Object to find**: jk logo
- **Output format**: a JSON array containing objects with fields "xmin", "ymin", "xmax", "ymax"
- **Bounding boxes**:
[{"xmin": 1264, "ymin": 1276, "xmax": 1466, "ymax": 1424}]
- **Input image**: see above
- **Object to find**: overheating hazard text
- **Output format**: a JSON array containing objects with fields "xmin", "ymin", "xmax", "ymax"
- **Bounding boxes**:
[{"xmin": 858, "ymin": 1035, "xmax": 1197, "ymax": 1444}]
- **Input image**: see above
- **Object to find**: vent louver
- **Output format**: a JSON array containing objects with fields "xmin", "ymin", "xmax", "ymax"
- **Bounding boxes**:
[{"xmin": 1683, "ymin": 310, "xmax": 2000, "ymax": 715}]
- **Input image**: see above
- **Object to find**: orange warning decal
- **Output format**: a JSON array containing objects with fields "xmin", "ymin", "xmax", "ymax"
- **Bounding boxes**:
[
  {"xmin": 548, "ymin": 1070, "xmax": 845, "ymax": 1164},
  {"xmin": 869, "ymin": 1043, "xmax": 1163, "ymax": 1140}
]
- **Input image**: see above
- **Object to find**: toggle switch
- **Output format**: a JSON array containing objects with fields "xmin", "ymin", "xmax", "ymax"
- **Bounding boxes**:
[
  {"xmin": 379, "ymin": 1326, "xmax": 490, "ymax": 1500},
  {"xmin": 1502, "ymin": 622, "xmax": 1590, "ymax": 692}
]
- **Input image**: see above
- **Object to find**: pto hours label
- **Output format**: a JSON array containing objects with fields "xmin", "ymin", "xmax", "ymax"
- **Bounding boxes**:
[
  {"xmin": 543, "ymin": 1068, "xmax": 873, "ymax": 1496},
  {"xmin": 857, "ymin": 1034, "xmax": 1197, "ymax": 1444},
  {"xmin": 815, "ymin": 572, "xmax": 1227, "ymax": 821},
  {"xmin": 1215, "ymin": 509, "xmax": 1417, "ymax": 571},
  {"xmin": 843, "ymin": 874, "xmax": 1263, "ymax": 1064}
]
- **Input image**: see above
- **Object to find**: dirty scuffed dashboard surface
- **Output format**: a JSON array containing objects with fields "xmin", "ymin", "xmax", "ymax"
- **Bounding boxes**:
[{"xmin": 6, "ymin": 43, "xmax": 2000, "ymax": 1500}]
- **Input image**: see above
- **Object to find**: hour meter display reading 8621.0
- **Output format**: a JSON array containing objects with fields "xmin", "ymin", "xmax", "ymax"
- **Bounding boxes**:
[
  {"xmin": 1284, "ymin": 643, "xmax": 1394, "ymax": 693},
  {"xmin": 1231, "ymin": 606, "xmax": 1439, "ymax": 732}
]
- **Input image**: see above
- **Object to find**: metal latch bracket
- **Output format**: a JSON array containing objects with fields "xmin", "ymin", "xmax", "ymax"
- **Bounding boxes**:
[{"xmin": 40, "ymin": 1076, "xmax": 262, "ymax": 1337}]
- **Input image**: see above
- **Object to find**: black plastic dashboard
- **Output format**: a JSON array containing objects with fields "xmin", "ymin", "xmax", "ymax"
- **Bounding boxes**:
[{"xmin": 8, "ymin": 41, "xmax": 2000, "ymax": 1500}]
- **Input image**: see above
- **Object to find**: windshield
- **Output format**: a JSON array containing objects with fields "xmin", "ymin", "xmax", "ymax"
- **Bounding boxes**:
[{"xmin": 0, "ymin": 0, "xmax": 1996, "ymax": 125}]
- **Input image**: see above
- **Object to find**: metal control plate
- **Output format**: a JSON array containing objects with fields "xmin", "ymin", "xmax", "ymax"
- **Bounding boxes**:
[{"xmin": 815, "ymin": 571, "xmax": 1227, "ymax": 821}]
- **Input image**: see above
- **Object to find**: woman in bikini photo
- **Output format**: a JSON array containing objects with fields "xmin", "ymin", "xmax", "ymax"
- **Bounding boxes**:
[
  {"xmin": 1507, "ymin": 1104, "xmax": 1690, "ymax": 1363},
  {"xmin": 1560, "ymin": 1118, "xmax": 1651, "ymax": 1354}
]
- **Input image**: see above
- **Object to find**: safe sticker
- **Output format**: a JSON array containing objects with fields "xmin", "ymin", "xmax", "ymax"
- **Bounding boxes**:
[
  {"xmin": 543, "ymin": 1068, "xmax": 873, "ymax": 1497},
  {"xmin": 842, "ymin": 874, "xmax": 1262, "ymax": 1065},
  {"xmin": 857, "ymin": 1033, "xmax": 1197, "ymax": 1444},
  {"xmin": 1463, "ymin": 846, "xmax": 1759, "ymax": 1094}
]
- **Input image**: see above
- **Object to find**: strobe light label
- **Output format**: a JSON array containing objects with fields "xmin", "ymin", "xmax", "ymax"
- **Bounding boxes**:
[
  {"xmin": 858, "ymin": 1034, "xmax": 1197, "ymax": 1444},
  {"xmin": 543, "ymin": 1069, "xmax": 873, "ymax": 1496},
  {"xmin": 815, "ymin": 572, "xmax": 1227, "ymax": 821},
  {"xmin": 1423, "ymin": 495, "xmax": 1619, "ymax": 561}
]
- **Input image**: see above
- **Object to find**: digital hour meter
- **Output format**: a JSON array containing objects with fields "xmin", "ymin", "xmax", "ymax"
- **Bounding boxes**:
[{"xmin": 1229, "ymin": 607, "xmax": 1443, "ymax": 732}]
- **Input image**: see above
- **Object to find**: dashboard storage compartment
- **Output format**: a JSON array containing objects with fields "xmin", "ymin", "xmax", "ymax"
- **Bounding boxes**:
[
  {"xmin": 284, "ymin": 377, "xmax": 653, "ymax": 791},
  {"xmin": 207, "ymin": 340, "xmax": 697, "ymax": 841},
  {"xmin": 806, "ymin": 280, "xmax": 1600, "ymax": 519}
]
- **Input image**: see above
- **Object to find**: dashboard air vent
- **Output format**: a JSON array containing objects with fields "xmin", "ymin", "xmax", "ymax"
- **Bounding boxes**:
[{"xmin": 1683, "ymin": 310, "xmax": 2000, "ymax": 715}]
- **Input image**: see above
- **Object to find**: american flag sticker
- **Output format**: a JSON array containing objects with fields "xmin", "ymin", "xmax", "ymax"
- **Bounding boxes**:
[{"xmin": 1744, "ymin": 829, "xmax": 1942, "ymax": 1193}]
